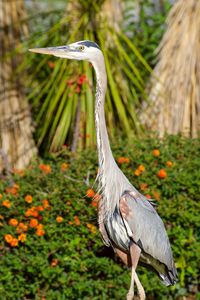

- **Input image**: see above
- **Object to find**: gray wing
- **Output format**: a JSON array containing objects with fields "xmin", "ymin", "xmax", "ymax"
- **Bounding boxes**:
[{"xmin": 120, "ymin": 190, "xmax": 177, "ymax": 283}]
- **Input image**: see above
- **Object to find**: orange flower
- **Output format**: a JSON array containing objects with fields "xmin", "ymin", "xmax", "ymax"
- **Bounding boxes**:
[
  {"xmin": 87, "ymin": 223, "xmax": 93, "ymax": 229},
  {"xmin": 36, "ymin": 229, "xmax": 45, "ymax": 236},
  {"xmin": 153, "ymin": 191, "xmax": 160, "ymax": 200},
  {"xmin": 32, "ymin": 210, "xmax": 39, "ymax": 218},
  {"xmin": 145, "ymin": 194, "xmax": 151, "ymax": 199},
  {"xmin": 153, "ymin": 149, "xmax": 160, "ymax": 157},
  {"xmin": 157, "ymin": 169, "xmax": 167, "ymax": 179},
  {"xmin": 4, "ymin": 234, "xmax": 13, "ymax": 244},
  {"xmin": 5, "ymin": 186, "xmax": 18, "ymax": 195},
  {"xmin": 74, "ymin": 216, "xmax": 80, "ymax": 225},
  {"xmin": 29, "ymin": 218, "xmax": 38, "ymax": 228},
  {"xmin": 56, "ymin": 216, "xmax": 63, "ymax": 223},
  {"xmin": 25, "ymin": 208, "xmax": 32, "ymax": 217},
  {"xmin": 68, "ymin": 221, "xmax": 73, "ymax": 225},
  {"xmin": 166, "ymin": 161, "xmax": 173, "ymax": 167},
  {"xmin": 91, "ymin": 200, "xmax": 98, "ymax": 208},
  {"xmin": 39, "ymin": 163, "xmax": 45, "ymax": 171},
  {"xmin": 10, "ymin": 238, "xmax": 18, "ymax": 247},
  {"xmin": 18, "ymin": 233, "xmax": 26, "ymax": 243},
  {"xmin": 42, "ymin": 199, "xmax": 50, "ymax": 209},
  {"xmin": 25, "ymin": 207, "xmax": 39, "ymax": 218},
  {"xmin": 117, "ymin": 157, "xmax": 130, "ymax": 164},
  {"xmin": 138, "ymin": 165, "xmax": 145, "ymax": 172},
  {"xmin": 117, "ymin": 157, "xmax": 124, "ymax": 164},
  {"xmin": 2, "ymin": 200, "xmax": 11, "ymax": 208},
  {"xmin": 134, "ymin": 169, "xmax": 141, "ymax": 176},
  {"xmin": 51, "ymin": 258, "xmax": 59, "ymax": 267},
  {"xmin": 61, "ymin": 163, "xmax": 69, "ymax": 172},
  {"xmin": 8, "ymin": 218, "xmax": 18, "ymax": 227},
  {"xmin": 36, "ymin": 206, "xmax": 44, "ymax": 212},
  {"xmin": 0, "ymin": 194, "xmax": 3, "ymax": 199},
  {"xmin": 39, "ymin": 164, "xmax": 51, "ymax": 174},
  {"xmin": 86, "ymin": 189, "xmax": 95, "ymax": 198},
  {"xmin": 139, "ymin": 183, "xmax": 148, "ymax": 191},
  {"xmin": 87, "ymin": 223, "xmax": 96, "ymax": 234},
  {"xmin": 16, "ymin": 222, "xmax": 28, "ymax": 233},
  {"xmin": 25, "ymin": 195, "xmax": 33, "ymax": 203},
  {"xmin": 36, "ymin": 223, "xmax": 43, "ymax": 230},
  {"xmin": 125, "ymin": 158, "xmax": 130, "ymax": 164}
]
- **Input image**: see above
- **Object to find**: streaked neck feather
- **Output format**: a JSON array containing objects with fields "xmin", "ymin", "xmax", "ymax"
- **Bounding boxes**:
[{"xmin": 93, "ymin": 56, "xmax": 133, "ymax": 223}]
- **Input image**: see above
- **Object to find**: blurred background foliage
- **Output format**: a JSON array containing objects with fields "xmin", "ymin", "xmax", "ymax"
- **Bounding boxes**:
[{"xmin": 20, "ymin": 0, "xmax": 172, "ymax": 153}]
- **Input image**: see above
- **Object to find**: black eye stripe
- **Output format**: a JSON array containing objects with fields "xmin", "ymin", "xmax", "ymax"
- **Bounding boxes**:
[{"xmin": 78, "ymin": 40, "xmax": 100, "ymax": 50}]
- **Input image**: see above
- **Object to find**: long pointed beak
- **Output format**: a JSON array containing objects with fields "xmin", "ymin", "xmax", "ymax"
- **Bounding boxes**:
[
  {"xmin": 29, "ymin": 46, "xmax": 72, "ymax": 58},
  {"xmin": 29, "ymin": 48, "xmax": 55, "ymax": 55}
]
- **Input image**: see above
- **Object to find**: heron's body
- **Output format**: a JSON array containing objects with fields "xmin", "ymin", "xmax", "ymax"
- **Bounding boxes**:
[
  {"xmin": 103, "ymin": 191, "xmax": 177, "ymax": 285},
  {"xmin": 30, "ymin": 40, "xmax": 178, "ymax": 299}
]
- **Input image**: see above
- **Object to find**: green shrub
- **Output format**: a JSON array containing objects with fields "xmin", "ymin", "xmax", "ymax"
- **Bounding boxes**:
[{"xmin": 0, "ymin": 135, "xmax": 199, "ymax": 299}]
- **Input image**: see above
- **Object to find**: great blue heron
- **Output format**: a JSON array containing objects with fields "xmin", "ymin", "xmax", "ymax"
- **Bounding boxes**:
[{"xmin": 29, "ymin": 40, "xmax": 178, "ymax": 300}]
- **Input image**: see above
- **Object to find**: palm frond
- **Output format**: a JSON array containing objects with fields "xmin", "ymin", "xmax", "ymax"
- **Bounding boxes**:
[{"xmin": 24, "ymin": 0, "xmax": 151, "ymax": 152}]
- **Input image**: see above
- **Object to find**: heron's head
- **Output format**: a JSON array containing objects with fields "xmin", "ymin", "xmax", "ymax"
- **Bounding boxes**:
[{"xmin": 29, "ymin": 40, "xmax": 102, "ymax": 63}]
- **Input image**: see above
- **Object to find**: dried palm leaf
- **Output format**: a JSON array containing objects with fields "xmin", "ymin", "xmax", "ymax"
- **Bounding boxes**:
[{"xmin": 140, "ymin": 0, "xmax": 200, "ymax": 137}]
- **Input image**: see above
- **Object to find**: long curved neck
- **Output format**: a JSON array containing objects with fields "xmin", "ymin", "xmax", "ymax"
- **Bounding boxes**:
[
  {"xmin": 92, "ymin": 54, "xmax": 133, "ymax": 220},
  {"xmin": 92, "ymin": 55, "xmax": 115, "ymax": 173}
]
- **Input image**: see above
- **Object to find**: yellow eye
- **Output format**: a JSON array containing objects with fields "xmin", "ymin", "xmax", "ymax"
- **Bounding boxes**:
[{"xmin": 79, "ymin": 45, "xmax": 85, "ymax": 51}]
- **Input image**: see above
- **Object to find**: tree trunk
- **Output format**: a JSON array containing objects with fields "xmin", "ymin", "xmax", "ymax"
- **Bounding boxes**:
[
  {"xmin": 100, "ymin": 0, "xmax": 124, "ymax": 33},
  {"xmin": 0, "ymin": 0, "xmax": 37, "ymax": 172}
]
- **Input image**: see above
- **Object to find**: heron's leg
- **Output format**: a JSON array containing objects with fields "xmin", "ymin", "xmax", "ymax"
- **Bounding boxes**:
[
  {"xmin": 115, "ymin": 247, "xmax": 131, "ymax": 266},
  {"xmin": 126, "ymin": 243, "xmax": 141, "ymax": 300},
  {"xmin": 134, "ymin": 271, "xmax": 146, "ymax": 300},
  {"xmin": 126, "ymin": 265, "xmax": 135, "ymax": 300}
]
